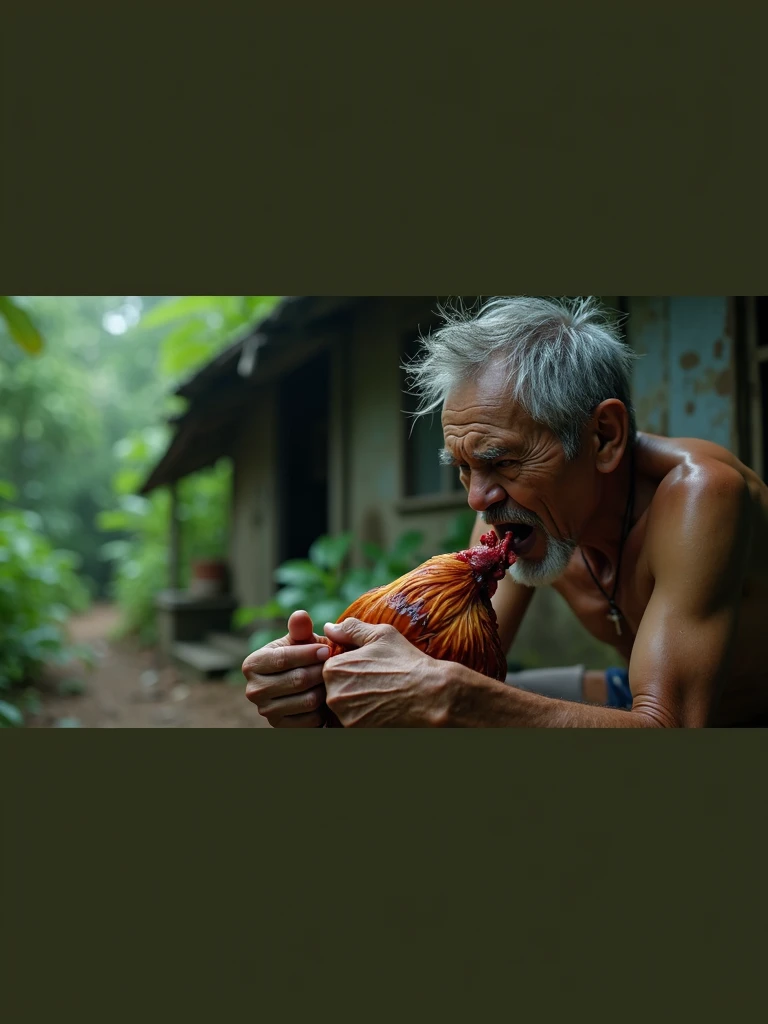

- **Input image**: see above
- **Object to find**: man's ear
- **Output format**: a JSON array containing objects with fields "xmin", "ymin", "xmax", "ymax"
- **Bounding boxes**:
[{"xmin": 590, "ymin": 400, "xmax": 629, "ymax": 473}]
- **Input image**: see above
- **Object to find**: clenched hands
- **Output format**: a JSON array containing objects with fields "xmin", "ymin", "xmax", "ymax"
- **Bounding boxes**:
[
  {"xmin": 242, "ymin": 610, "xmax": 331, "ymax": 728},
  {"xmin": 243, "ymin": 612, "xmax": 451, "ymax": 728},
  {"xmin": 321, "ymin": 619, "xmax": 449, "ymax": 727}
]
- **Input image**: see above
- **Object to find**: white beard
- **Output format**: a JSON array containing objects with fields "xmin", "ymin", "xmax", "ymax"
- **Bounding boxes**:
[
  {"xmin": 508, "ymin": 534, "xmax": 576, "ymax": 588},
  {"xmin": 481, "ymin": 507, "xmax": 576, "ymax": 588}
]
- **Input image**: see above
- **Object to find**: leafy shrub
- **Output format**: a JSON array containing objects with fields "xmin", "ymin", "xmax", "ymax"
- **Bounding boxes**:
[
  {"xmin": 235, "ymin": 528, "xmax": 427, "ymax": 649},
  {"xmin": 98, "ymin": 431, "xmax": 232, "ymax": 643},
  {"xmin": 235, "ymin": 512, "xmax": 477, "ymax": 650},
  {"xmin": 0, "ymin": 481, "xmax": 90, "ymax": 723}
]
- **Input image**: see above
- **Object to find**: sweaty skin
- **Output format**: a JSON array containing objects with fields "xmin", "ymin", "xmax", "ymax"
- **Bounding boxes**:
[
  {"xmin": 439, "ymin": 372, "xmax": 768, "ymax": 728},
  {"xmin": 244, "ymin": 364, "xmax": 768, "ymax": 728}
]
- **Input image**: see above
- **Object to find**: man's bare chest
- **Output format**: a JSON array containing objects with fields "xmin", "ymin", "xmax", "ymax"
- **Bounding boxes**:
[{"xmin": 552, "ymin": 528, "xmax": 654, "ymax": 658}]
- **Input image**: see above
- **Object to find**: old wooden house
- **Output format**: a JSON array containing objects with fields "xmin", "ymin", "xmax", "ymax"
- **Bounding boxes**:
[{"xmin": 140, "ymin": 296, "xmax": 767, "ymax": 675}]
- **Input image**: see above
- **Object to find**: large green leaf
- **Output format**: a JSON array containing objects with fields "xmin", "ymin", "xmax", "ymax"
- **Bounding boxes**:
[
  {"xmin": 96, "ymin": 509, "xmax": 133, "ymax": 531},
  {"xmin": 0, "ymin": 700, "xmax": 24, "ymax": 727},
  {"xmin": 309, "ymin": 533, "xmax": 353, "ymax": 571},
  {"xmin": 362, "ymin": 541, "xmax": 384, "ymax": 565},
  {"xmin": 438, "ymin": 509, "xmax": 476, "ymax": 553},
  {"xmin": 274, "ymin": 560, "xmax": 328, "ymax": 588},
  {"xmin": 0, "ymin": 296, "xmax": 44, "ymax": 355},
  {"xmin": 247, "ymin": 627, "xmax": 286, "ymax": 650},
  {"xmin": 233, "ymin": 599, "xmax": 283, "ymax": 628},
  {"xmin": 307, "ymin": 598, "xmax": 348, "ymax": 625},
  {"xmin": 275, "ymin": 585, "xmax": 318, "ymax": 614},
  {"xmin": 339, "ymin": 569, "xmax": 374, "ymax": 605},
  {"xmin": 391, "ymin": 529, "xmax": 425, "ymax": 561},
  {"xmin": 139, "ymin": 296, "xmax": 224, "ymax": 329},
  {"xmin": 160, "ymin": 319, "xmax": 217, "ymax": 377}
]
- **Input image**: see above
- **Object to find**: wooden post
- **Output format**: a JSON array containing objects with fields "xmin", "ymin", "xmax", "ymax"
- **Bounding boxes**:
[{"xmin": 169, "ymin": 481, "xmax": 181, "ymax": 591}]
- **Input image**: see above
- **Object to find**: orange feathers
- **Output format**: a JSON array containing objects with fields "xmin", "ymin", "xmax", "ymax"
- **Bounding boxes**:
[{"xmin": 319, "ymin": 531, "xmax": 516, "ymax": 682}]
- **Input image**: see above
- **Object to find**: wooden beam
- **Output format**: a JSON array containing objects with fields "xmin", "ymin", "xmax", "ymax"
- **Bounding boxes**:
[{"xmin": 169, "ymin": 481, "xmax": 181, "ymax": 590}]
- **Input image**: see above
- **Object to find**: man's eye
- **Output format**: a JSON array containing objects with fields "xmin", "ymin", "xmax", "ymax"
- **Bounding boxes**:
[{"xmin": 495, "ymin": 460, "xmax": 517, "ymax": 469}]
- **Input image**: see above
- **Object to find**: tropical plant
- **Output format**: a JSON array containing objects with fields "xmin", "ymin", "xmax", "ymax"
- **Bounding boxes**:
[
  {"xmin": 0, "ymin": 296, "xmax": 44, "ymax": 354},
  {"xmin": 234, "ymin": 529, "xmax": 428, "ymax": 649},
  {"xmin": 0, "ymin": 480, "xmax": 91, "ymax": 725},
  {"xmin": 139, "ymin": 295, "xmax": 281, "ymax": 381},
  {"xmin": 234, "ymin": 512, "xmax": 476, "ymax": 650},
  {"xmin": 97, "ymin": 430, "xmax": 233, "ymax": 643}
]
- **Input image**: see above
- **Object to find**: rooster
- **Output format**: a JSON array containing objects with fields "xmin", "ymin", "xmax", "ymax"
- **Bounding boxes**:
[{"xmin": 317, "ymin": 531, "xmax": 517, "ymax": 726}]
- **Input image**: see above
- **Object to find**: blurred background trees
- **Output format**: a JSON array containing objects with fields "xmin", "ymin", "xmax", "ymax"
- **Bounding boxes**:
[{"xmin": 0, "ymin": 296, "xmax": 280, "ymax": 714}]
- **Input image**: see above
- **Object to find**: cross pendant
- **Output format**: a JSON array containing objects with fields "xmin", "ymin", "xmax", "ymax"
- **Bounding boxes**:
[{"xmin": 607, "ymin": 607, "xmax": 622, "ymax": 636}]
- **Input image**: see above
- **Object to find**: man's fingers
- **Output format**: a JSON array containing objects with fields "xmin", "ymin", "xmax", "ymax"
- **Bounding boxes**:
[
  {"xmin": 243, "ymin": 642, "xmax": 329, "ymax": 678},
  {"xmin": 245, "ymin": 663, "xmax": 326, "ymax": 702},
  {"xmin": 251, "ymin": 685, "xmax": 327, "ymax": 721},
  {"xmin": 288, "ymin": 610, "xmax": 316, "ymax": 643},
  {"xmin": 273, "ymin": 710, "xmax": 326, "ymax": 729}
]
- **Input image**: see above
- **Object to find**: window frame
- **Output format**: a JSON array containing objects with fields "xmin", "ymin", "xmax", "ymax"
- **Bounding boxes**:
[
  {"xmin": 397, "ymin": 322, "xmax": 468, "ymax": 514},
  {"xmin": 743, "ymin": 296, "xmax": 768, "ymax": 480}
]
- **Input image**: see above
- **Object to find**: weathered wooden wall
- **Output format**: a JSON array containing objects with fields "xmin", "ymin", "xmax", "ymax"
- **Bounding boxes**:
[{"xmin": 229, "ymin": 387, "xmax": 278, "ymax": 608}]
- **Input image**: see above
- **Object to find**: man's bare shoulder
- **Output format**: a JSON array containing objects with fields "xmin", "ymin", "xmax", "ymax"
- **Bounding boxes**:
[
  {"xmin": 639, "ymin": 431, "xmax": 764, "ymax": 494},
  {"xmin": 641, "ymin": 436, "xmax": 755, "ymax": 578}
]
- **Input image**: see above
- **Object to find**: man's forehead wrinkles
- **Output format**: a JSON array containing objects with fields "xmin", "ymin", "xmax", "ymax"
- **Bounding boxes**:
[
  {"xmin": 440, "ymin": 438, "xmax": 522, "ymax": 465},
  {"xmin": 442, "ymin": 402, "xmax": 507, "ymax": 422}
]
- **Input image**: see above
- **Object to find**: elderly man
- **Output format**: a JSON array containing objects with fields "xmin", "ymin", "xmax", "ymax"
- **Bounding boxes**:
[{"xmin": 243, "ymin": 297, "xmax": 768, "ymax": 728}]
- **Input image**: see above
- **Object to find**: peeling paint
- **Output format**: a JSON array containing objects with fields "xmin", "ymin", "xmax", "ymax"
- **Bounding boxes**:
[
  {"xmin": 628, "ymin": 297, "xmax": 669, "ymax": 436},
  {"xmin": 692, "ymin": 368, "xmax": 718, "ymax": 395},
  {"xmin": 715, "ymin": 368, "xmax": 732, "ymax": 396},
  {"xmin": 628, "ymin": 297, "xmax": 734, "ymax": 449},
  {"xmin": 668, "ymin": 297, "xmax": 732, "ymax": 449},
  {"xmin": 635, "ymin": 384, "xmax": 669, "ymax": 434}
]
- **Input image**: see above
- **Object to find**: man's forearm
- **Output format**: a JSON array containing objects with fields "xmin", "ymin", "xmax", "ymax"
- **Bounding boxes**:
[{"xmin": 440, "ymin": 662, "xmax": 660, "ymax": 728}]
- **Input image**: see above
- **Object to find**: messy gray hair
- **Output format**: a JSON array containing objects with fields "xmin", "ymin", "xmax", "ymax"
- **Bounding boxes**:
[{"xmin": 405, "ymin": 296, "xmax": 637, "ymax": 460}]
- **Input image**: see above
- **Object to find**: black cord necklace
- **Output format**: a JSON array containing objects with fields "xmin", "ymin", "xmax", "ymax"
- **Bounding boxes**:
[{"xmin": 580, "ymin": 450, "xmax": 636, "ymax": 637}]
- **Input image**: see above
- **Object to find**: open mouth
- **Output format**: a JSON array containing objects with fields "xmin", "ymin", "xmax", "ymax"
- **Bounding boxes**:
[{"xmin": 493, "ymin": 523, "xmax": 537, "ymax": 557}]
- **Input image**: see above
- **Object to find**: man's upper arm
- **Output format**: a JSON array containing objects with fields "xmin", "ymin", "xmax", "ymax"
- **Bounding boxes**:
[{"xmin": 629, "ymin": 465, "xmax": 751, "ymax": 727}]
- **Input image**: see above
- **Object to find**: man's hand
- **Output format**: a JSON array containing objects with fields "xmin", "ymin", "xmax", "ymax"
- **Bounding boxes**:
[
  {"xmin": 243, "ymin": 610, "xmax": 331, "ymax": 728},
  {"xmin": 321, "ymin": 618, "xmax": 449, "ymax": 727}
]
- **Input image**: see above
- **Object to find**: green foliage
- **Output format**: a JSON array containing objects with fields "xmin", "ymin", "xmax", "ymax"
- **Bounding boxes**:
[
  {"xmin": 98, "ymin": 429, "xmax": 233, "ymax": 643},
  {"xmin": 0, "ymin": 296, "xmax": 44, "ymax": 354},
  {"xmin": 141, "ymin": 295, "xmax": 281, "ymax": 381},
  {"xmin": 0, "ymin": 488, "xmax": 90, "ymax": 721},
  {"xmin": 438, "ymin": 508, "xmax": 477, "ymax": 552},
  {"xmin": 0, "ymin": 701, "xmax": 24, "ymax": 727},
  {"xmin": 235, "ymin": 515, "xmax": 474, "ymax": 650},
  {"xmin": 86, "ymin": 296, "xmax": 281, "ymax": 638},
  {"xmin": 0, "ymin": 296, "xmax": 169, "ymax": 596},
  {"xmin": 0, "ymin": 296, "xmax": 280, "ymax": 606}
]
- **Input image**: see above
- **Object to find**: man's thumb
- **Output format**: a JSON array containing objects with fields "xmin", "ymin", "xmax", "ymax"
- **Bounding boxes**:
[{"xmin": 323, "ymin": 617, "xmax": 377, "ymax": 646}]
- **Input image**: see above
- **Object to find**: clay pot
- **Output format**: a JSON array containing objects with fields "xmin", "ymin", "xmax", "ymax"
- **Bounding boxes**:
[{"xmin": 189, "ymin": 558, "xmax": 229, "ymax": 597}]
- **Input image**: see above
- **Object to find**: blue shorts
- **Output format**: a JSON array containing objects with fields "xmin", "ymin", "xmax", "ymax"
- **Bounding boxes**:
[{"xmin": 606, "ymin": 667, "xmax": 633, "ymax": 709}]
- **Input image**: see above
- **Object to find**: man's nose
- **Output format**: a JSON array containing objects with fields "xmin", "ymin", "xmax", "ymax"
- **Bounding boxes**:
[{"xmin": 467, "ymin": 475, "xmax": 508, "ymax": 513}]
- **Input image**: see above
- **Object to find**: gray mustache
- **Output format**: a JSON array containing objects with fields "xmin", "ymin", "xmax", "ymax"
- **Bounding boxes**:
[{"xmin": 481, "ymin": 507, "xmax": 543, "ymax": 530}]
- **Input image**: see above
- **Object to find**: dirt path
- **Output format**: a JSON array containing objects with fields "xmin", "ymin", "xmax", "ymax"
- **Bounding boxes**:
[{"xmin": 29, "ymin": 604, "xmax": 269, "ymax": 729}]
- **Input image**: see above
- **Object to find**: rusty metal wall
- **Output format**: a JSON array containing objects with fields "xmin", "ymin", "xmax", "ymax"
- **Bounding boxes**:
[{"xmin": 626, "ymin": 296, "xmax": 737, "ymax": 450}]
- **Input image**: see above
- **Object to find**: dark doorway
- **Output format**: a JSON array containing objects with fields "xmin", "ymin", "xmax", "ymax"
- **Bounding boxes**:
[{"xmin": 277, "ymin": 349, "xmax": 330, "ymax": 562}]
